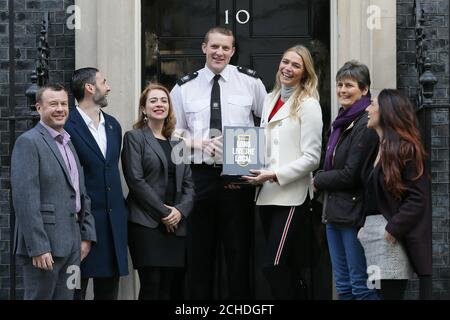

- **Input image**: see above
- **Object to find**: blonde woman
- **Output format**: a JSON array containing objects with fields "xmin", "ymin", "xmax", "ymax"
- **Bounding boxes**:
[{"xmin": 243, "ymin": 45, "xmax": 323, "ymax": 299}]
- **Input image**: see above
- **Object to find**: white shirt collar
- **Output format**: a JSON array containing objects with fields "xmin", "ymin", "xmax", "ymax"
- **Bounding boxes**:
[
  {"xmin": 76, "ymin": 106, "xmax": 105, "ymax": 128},
  {"xmin": 204, "ymin": 64, "xmax": 231, "ymax": 82}
]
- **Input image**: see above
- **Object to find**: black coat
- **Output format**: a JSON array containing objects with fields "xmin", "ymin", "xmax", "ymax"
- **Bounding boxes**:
[
  {"xmin": 315, "ymin": 112, "xmax": 378, "ymax": 227},
  {"xmin": 362, "ymin": 146, "xmax": 432, "ymax": 276}
]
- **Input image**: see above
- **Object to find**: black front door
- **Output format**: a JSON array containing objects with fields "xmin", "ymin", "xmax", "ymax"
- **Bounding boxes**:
[
  {"xmin": 142, "ymin": 0, "xmax": 330, "ymax": 127},
  {"xmin": 142, "ymin": 0, "xmax": 332, "ymax": 299}
]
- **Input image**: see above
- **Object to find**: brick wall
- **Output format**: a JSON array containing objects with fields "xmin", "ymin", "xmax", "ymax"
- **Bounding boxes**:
[
  {"xmin": 0, "ymin": 0, "xmax": 75, "ymax": 300},
  {"xmin": 0, "ymin": 0, "xmax": 11, "ymax": 300},
  {"xmin": 397, "ymin": 0, "xmax": 450, "ymax": 299}
]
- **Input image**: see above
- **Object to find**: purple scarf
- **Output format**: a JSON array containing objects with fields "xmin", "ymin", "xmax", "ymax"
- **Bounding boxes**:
[{"xmin": 323, "ymin": 96, "xmax": 371, "ymax": 171}]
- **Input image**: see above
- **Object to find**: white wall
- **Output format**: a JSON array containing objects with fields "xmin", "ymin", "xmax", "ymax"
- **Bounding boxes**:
[
  {"xmin": 75, "ymin": 0, "xmax": 141, "ymax": 300},
  {"xmin": 75, "ymin": 0, "xmax": 141, "ymax": 134},
  {"xmin": 336, "ymin": 0, "xmax": 397, "ymax": 98}
]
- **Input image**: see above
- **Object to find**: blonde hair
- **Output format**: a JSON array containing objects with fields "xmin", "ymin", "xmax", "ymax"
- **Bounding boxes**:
[
  {"xmin": 133, "ymin": 83, "xmax": 176, "ymax": 139},
  {"xmin": 272, "ymin": 45, "xmax": 319, "ymax": 116}
]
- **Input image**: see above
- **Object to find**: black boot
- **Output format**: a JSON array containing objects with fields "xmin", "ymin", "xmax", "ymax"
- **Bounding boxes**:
[{"xmin": 419, "ymin": 276, "xmax": 432, "ymax": 300}]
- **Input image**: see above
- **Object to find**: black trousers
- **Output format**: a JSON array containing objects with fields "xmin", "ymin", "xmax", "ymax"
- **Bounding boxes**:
[
  {"xmin": 419, "ymin": 275, "xmax": 432, "ymax": 300},
  {"xmin": 75, "ymin": 276, "xmax": 120, "ymax": 300},
  {"xmin": 377, "ymin": 276, "xmax": 432, "ymax": 300},
  {"xmin": 137, "ymin": 267, "xmax": 184, "ymax": 300},
  {"xmin": 259, "ymin": 203, "xmax": 311, "ymax": 300},
  {"xmin": 378, "ymin": 279, "xmax": 408, "ymax": 300},
  {"xmin": 186, "ymin": 165, "xmax": 254, "ymax": 299}
]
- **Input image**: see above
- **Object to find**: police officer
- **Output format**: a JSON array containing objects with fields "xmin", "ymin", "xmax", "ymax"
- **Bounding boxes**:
[{"xmin": 170, "ymin": 26, "xmax": 267, "ymax": 299}]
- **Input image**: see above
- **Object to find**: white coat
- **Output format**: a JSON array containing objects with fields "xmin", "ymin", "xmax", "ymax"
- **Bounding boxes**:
[{"xmin": 256, "ymin": 91, "xmax": 323, "ymax": 206}]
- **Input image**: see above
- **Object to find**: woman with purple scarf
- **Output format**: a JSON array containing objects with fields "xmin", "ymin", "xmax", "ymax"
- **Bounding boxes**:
[{"xmin": 313, "ymin": 60, "xmax": 379, "ymax": 300}]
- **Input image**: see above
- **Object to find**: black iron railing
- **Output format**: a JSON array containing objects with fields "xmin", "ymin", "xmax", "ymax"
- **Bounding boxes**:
[
  {"xmin": 2, "ymin": 11, "xmax": 50, "ymax": 300},
  {"xmin": 413, "ymin": 1, "xmax": 440, "ymax": 299},
  {"xmin": 414, "ymin": 0, "xmax": 438, "ymax": 157},
  {"xmin": 414, "ymin": 0, "xmax": 438, "ymax": 109}
]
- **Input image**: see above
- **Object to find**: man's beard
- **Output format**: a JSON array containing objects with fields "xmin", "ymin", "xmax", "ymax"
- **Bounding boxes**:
[{"xmin": 94, "ymin": 94, "xmax": 108, "ymax": 108}]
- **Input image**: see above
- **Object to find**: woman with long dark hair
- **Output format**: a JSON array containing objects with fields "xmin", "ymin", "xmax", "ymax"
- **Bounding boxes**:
[{"xmin": 361, "ymin": 89, "xmax": 432, "ymax": 300}]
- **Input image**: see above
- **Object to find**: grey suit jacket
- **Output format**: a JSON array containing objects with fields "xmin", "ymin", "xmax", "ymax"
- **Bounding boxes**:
[
  {"xmin": 121, "ymin": 127, "xmax": 195, "ymax": 236},
  {"xmin": 11, "ymin": 123, "xmax": 96, "ymax": 258}
]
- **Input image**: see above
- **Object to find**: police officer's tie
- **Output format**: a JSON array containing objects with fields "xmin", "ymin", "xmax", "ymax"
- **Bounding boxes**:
[{"xmin": 210, "ymin": 74, "xmax": 222, "ymax": 136}]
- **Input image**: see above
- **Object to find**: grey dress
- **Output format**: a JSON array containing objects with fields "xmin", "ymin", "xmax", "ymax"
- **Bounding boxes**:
[{"xmin": 358, "ymin": 164, "xmax": 413, "ymax": 280}]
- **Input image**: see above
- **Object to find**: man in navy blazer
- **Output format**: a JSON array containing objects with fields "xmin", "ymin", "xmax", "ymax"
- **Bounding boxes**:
[{"xmin": 65, "ymin": 68, "xmax": 128, "ymax": 299}]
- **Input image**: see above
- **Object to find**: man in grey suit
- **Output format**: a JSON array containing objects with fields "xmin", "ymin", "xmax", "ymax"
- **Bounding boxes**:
[{"xmin": 11, "ymin": 84, "xmax": 97, "ymax": 300}]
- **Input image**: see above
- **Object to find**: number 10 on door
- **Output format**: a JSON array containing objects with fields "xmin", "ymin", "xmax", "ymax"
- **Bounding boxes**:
[{"xmin": 225, "ymin": 10, "xmax": 250, "ymax": 25}]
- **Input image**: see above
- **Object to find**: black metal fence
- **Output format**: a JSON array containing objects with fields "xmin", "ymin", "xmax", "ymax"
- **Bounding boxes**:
[
  {"xmin": 414, "ymin": 0, "xmax": 438, "ymax": 158},
  {"xmin": 1, "ymin": 11, "xmax": 49, "ymax": 299}
]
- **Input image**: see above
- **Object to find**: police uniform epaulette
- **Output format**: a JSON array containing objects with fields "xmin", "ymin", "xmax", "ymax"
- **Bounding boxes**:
[
  {"xmin": 237, "ymin": 66, "xmax": 259, "ymax": 78},
  {"xmin": 177, "ymin": 72, "xmax": 199, "ymax": 86}
]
